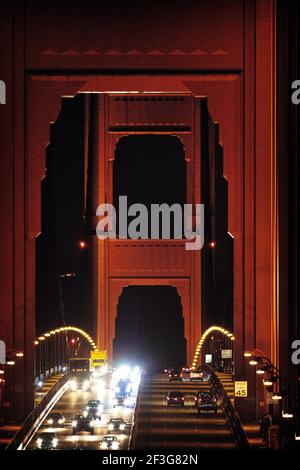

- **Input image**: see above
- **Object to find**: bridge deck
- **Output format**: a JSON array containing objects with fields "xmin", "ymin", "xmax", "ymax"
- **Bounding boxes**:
[{"xmin": 133, "ymin": 373, "xmax": 235, "ymax": 449}]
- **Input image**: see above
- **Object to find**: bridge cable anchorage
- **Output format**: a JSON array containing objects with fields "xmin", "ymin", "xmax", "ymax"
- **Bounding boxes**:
[{"xmin": 191, "ymin": 325, "xmax": 235, "ymax": 370}]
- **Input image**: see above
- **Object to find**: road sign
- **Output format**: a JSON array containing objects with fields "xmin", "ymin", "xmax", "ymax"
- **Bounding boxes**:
[
  {"xmin": 221, "ymin": 349, "xmax": 232, "ymax": 359},
  {"xmin": 234, "ymin": 381, "xmax": 248, "ymax": 397},
  {"xmin": 90, "ymin": 350, "xmax": 107, "ymax": 370},
  {"xmin": 205, "ymin": 354, "xmax": 212, "ymax": 364}
]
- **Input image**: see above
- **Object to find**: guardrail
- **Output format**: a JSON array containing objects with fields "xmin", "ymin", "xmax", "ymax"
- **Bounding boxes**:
[
  {"xmin": 202, "ymin": 364, "xmax": 250, "ymax": 450},
  {"xmin": 6, "ymin": 373, "xmax": 69, "ymax": 450}
]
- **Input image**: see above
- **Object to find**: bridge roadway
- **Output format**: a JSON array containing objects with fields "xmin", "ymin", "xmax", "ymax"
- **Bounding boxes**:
[
  {"xmin": 133, "ymin": 373, "xmax": 235, "ymax": 449},
  {"xmin": 27, "ymin": 373, "xmax": 136, "ymax": 450}
]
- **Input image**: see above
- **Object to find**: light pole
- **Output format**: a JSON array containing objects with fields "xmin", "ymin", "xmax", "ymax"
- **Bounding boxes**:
[{"xmin": 244, "ymin": 349, "xmax": 298, "ymax": 448}]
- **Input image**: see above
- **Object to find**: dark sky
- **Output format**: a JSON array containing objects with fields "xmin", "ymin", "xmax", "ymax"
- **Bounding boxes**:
[{"xmin": 36, "ymin": 94, "xmax": 87, "ymax": 333}]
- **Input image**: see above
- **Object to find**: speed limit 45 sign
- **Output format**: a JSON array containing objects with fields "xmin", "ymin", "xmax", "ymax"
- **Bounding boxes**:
[{"xmin": 234, "ymin": 381, "xmax": 248, "ymax": 397}]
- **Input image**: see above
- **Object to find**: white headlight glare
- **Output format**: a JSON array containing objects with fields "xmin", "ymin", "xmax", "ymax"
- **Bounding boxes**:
[
  {"xmin": 47, "ymin": 419, "xmax": 53, "ymax": 425},
  {"xmin": 70, "ymin": 380, "xmax": 77, "ymax": 390},
  {"xmin": 37, "ymin": 438, "xmax": 42, "ymax": 447},
  {"xmin": 72, "ymin": 420, "xmax": 77, "ymax": 427},
  {"xmin": 112, "ymin": 442, "xmax": 119, "ymax": 450},
  {"xmin": 52, "ymin": 438, "xmax": 58, "ymax": 447},
  {"xmin": 108, "ymin": 424, "xmax": 114, "ymax": 431},
  {"xmin": 120, "ymin": 424, "xmax": 125, "ymax": 431}
]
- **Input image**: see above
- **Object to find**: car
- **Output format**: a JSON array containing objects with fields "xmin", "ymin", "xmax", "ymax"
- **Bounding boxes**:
[
  {"xmin": 85, "ymin": 399, "xmax": 103, "ymax": 417},
  {"xmin": 166, "ymin": 391, "xmax": 185, "ymax": 406},
  {"xmin": 190, "ymin": 370, "xmax": 204, "ymax": 382},
  {"xmin": 168, "ymin": 369, "xmax": 182, "ymax": 382},
  {"xmin": 196, "ymin": 392, "xmax": 218, "ymax": 414},
  {"xmin": 113, "ymin": 396, "xmax": 133, "ymax": 408},
  {"xmin": 36, "ymin": 432, "xmax": 58, "ymax": 450},
  {"xmin": 100, "ymin": 435, "xmax": 119, "ymax": 450},
  {"xmin": 194, "ymin": 390, "xmax": 203, "ymax": 406},
  {"xmin": 115, "ymin": 379, "xmax": 132, "ymax": 397},
  {"xmin": 107, "ymin": 417, "xmax": 126, "ymax": 433},
  {"xmin": 45, "ymin": 412, "xmax": 65, "ymax": 427},
  {"xmin": 70, "ymin": 378, "xmax": 91, "ymax": 391},
  {"xmin": 72, "ymin": 413, "xmax": 95, "ymax": 435},
  {"xmin": 181, "ymin": 367, "xmax": 191, "ymax": 382}
]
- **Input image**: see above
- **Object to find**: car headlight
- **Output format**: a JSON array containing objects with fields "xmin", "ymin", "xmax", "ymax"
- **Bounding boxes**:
[
  {"xmin": 119, "ymin": 424, "xmax": 125, "ymax": 431},
  {"xmin": 70, "ymin": 380, "xmax": 77, "ymax": 390},
  {"xmin": 83, "ymin": 410, "xmax": 88, "ymax": 417},
  {"xmin": 52, "ymin": 438, "xmax": 58, "ymax": 448},
  {"xmin": 83, "ymin": 380, "xmax": 89, "ymax": 390},
  {"xmin": 112, "ymin": 442, "xmax": 119, "ymax": 450},
  {"xmin": 101, "ymin": 442, "xmax": 108, "ymax": 449},
  {"xmin": 108, "ymin": 424, "xmax": 114, "ymax": 431},
  {"xmin": 58, "ymin": 419, "xmax": 64, "ymax": 425},
  {"xmin": 37, "ymin": 438, "xmax": 42, "ymax": 447},
  {"xmin": 72, "ymin": 420, "xmax": 77, "ymax": 427},
  {"xmin": 47, "ymin": 419, "xmax": 53, "ymax": 425}
]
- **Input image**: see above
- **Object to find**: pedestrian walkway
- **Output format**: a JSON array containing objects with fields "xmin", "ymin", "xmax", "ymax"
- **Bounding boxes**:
[
  {"xmin": 35, "ymin": 373, "xmax": 65, "ymax": 406},
  {"xmin": 216, "ymin": 372, "xmax": 263, "ymax": 448},
  {"xmin": 216, "ymin": 372, "xmax": 234, "ymax": 405},
  {"xmin": 243, "ymin": 423, "xmax": 263, "ymax": 448},
  {"xmin": 0, "ymin": 372, "xmax": 65, "ymax": 449},
  {"xmin": 0, "ymin": 424, "xmax": 20, "ymax": 449}
]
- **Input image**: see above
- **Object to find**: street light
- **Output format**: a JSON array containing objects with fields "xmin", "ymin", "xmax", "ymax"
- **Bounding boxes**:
[
  {"xmin": 263, "ymin": 380, "xmax": 274, "ymax": 387},
  {"xmin": 282, "ymin": 411, "xmax": 293, "ymax": 419}
]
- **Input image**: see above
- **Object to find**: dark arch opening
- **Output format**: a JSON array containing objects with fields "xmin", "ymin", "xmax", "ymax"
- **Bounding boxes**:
[
  {"xmin": 113, "ymin": 286, "xmax": 186, "ymax": 370},
  {"xmin": 113, "ymin": 134, "xmax": 186, "ymax": 238}
]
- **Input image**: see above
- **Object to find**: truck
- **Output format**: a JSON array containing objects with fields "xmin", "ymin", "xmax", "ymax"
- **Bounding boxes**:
[
  {"xmin": 90, "ymin": 350, "xmax": 107, "ymax": 377},
  {"xmin": 69, "ymin": 357, "xmax": 91, "ymax": 391}
]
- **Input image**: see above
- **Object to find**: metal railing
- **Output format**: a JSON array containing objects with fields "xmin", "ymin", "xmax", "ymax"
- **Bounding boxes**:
[
  {"xmin": 203, "ymin": 364, "xmax": 250, "ymax": 450},
  {"xmin": 6, "ymin": 373, "xmax": 69, "ymax": 450}
]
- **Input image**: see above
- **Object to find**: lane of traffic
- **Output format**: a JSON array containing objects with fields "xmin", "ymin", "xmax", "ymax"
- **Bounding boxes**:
[
  {"xmin": 28, "ymin": 367, "xmax": 141, "ymax": 451},
  {"xmin": 134, "ymin": 372, "xmax": 235, "ymax": 449}
]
